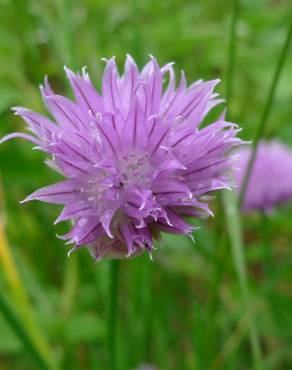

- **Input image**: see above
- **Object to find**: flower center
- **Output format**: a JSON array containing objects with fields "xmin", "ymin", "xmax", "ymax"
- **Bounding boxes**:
[
  {"xmin": 84, "ymin": 174, "xmax": 116, "ymax": 210},
  {"xmin": 120, "ymin": 152, "xmax": 152, "ymax": 186}
]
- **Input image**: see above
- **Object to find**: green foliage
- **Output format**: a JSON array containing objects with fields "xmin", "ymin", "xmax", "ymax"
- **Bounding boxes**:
[{"xmin": 0, "ymin": 0, "xmax": 292, "ymax": 369}]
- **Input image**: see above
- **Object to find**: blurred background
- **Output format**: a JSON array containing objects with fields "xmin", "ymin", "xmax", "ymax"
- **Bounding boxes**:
[{"xmin": 0, "ymin": 0, "xmax": 292, "ymax": 369}]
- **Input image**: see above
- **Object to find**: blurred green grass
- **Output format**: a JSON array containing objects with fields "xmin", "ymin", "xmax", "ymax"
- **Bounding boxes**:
[{"xmin": 0, "ymin": 0, "xmax": 292, "ymax": 369}]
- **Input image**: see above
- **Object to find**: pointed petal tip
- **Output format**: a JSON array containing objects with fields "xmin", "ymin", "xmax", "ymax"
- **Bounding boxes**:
[
  {"xmin": 63, "ymin": 65, "xmax": 70, "ymax": 73},
  {"xmin": 149, "ymin": 251, "xmax": 154, "ymax": 261},
  {"xmin": 19, "ymin": 195, "xmax": 31, "ymax": 204},
  {"xmin": 56, "ymin": 233, "xmax": 68, "ymax": 241},
  {"xmin": 101, "ymin": 56, "xmax": 115, "ymax": 64},
  {"xmin": 81, "ymin": 66, "xmax": 89, "ymax": 79},
  {"xmin": 0, "ymin": 135, "xmax": 10, "ymax": 145},
  {"xmin": 53, "ymin": 216, "xmax": 62, "ymax": 225},
  {"xmin": 160, "ymin": 61, "xmax": 175, "ymax": 74},
  {"xmin": 65, "ymin": 239, "xmax": 76, "ymax": 245},
  {"xmin": 67, "ymin": 246, "xmax": 79, "ymax": 258},
  {"xmin": 0, "ymin": 132, "xmax": 39, "ymax": 145},
  {"xmin": 11, "ymin": 106, "xmax": 29, "ymax": 115},
  {"xmin": 64, "ymin": 65, "xmax": 76, "ymax": 79},
  {"xmin": 126, "ymin": 53, "xmax": 134, "ymax": 61},
  {"xmin": 148, "ymin": 54, "xmax": 160, "ymax": 69},
  {"xmin": 188, "ymin": 233, "xmax": 196, "ymax": 245}
]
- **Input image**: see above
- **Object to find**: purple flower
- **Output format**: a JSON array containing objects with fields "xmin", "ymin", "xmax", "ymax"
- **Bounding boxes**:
[
  {"xmin": 236, "ymin": 140, "xmax": 292, "ymax": 213},
  {"xmin": 1, "ymin": 56, "xmax": 241, "ymax": 260}
]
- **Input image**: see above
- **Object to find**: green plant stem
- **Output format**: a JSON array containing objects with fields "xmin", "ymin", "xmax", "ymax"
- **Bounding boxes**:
[
  {"xmin": 142, "ymin": 258, "xmax": 153, "ymax": 362},
  {"xmin": 260, "ymin": 212, "xmax": 277, "ymax": 301},
  {"xmin": 261, "ymin": 211, "xmax": 272, "ymax": 278},
  {"xmin": 226, "ymin": 0, "xmax": 240, "ymax": 104},
  {"xmin": 108, "ymin": 260, "xmax": 120, "ymax": 370},
  {"xmin": 224, "ymin": 2, "xmax": 263, "ymax": 369},
  {"xmin": 222, "ymin": 190, "xmax": 262, "ymax": 370},
  {"xmin": 239, "ymin": 19, "xmax": 292, "ymax": 207},
  {"xmin": 207, "ymin": 233, "xmax": 227, "ymax": 358},
  {"xmin": 0, "ymin": 292, "xmax": 51, "ymax": 370},
  {"xmin": 61, "ymin": 257, "xmax": 78, "ymax": 318}
]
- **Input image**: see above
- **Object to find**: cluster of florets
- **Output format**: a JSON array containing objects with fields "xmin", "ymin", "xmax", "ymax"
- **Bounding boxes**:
[
  {"xmin": 236, "ymin": 140, "xmax": 292, "ymax": 213},
  {"xmin": 2, "ymin": 56, "xmax": 242, "ymax": 260}
]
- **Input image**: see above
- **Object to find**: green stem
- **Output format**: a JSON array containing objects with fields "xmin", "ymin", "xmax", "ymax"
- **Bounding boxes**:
[
  {"xmin": 226, "ymin": 0, "xmax": 240, "ymax": 104},
  {"xmin": 239, "ymin": 19, "xmax": 292, "ymax": 207},
  {"xmin": 0, "ymin": 292, "xmax": 51, "ymax": 370},
  {"xmin": 108, "ymin": 260, "xmax": 120, "ymax": 370},
  {"xmin": 142, "ymin": 258, "xmax": 153, "ymax": 363},
  {"xmin": 261, "ymin": 211, "xmax": 271, "ymax": 278},
  {"xmin": 207, "ymin": 233, "xmax": 227, "ymax": 360},
  {"xmin": 224, "ymin": 2, "xmax": 263, "ymax": 369},
  {"xmin": 222, "ymin": 190, "xmax": 262, "ymax": 370}
]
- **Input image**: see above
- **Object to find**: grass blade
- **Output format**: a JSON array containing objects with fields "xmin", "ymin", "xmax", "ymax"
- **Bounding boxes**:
[
  {"xmin": 0, "ymin": 224, "xmax": 59, "ymax": 370},
  {"xmin": 0, "ymin": 182, "xmax": 59, "ymax": 370},
  {"xmin": 0, "ymin": 291, "xmax": 51, "ymax": 370}
]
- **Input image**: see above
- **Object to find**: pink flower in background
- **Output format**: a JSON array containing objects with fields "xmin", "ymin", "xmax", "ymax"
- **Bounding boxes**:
[
  {"xmin": 236, "ymin": 140, "xmax": 292, "ymax": 213},
  {"xmin": 134, "ymin": 365, "xmax": 158, "ymax": 370},
  {"xmin": 1, "ymin": 55, "xmax": 241, "ymax": 260}
]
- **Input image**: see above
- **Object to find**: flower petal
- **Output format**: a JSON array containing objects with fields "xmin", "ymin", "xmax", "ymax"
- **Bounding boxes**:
[
  {"xmin": 0, "ymin": 132, "xmax": 40, "ymax": 145},
  {"xmin": 65, "ymin": 67, "xmax": 104, "ymax": 114},
  {"xmin": 21, "ymin": 180, "xmax": 82, "ymax": 204}
]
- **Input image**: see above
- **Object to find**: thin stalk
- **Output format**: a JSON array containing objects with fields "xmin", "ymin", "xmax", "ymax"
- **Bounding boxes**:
[
  {"xmin": 0, "ymin": 292, "xmax": 51, "ymax": 370},
  {"xmin": 61, "ymin": 257, "xmax": 78, "ymax": 318},
  {"xmin": 260, "ymin": 212, "xmax": 277, "ymax": 301},
  {"xmin": 206, "ymin": 233, "xmax": 228, "ymax": 359},
  {"xmin": 260, "ymin": 211, "xmax": 271, "ymax": 278},
  {"xmin": 222, "ymin": 190, "xmax": 262, "ymax": 370},
  {"xmin": 209, "ymin": 2, "xmax": 239, "ymax": 359},
  {"xmin": 239, "ymin": 19, "xmax": 292, "ymax": 206},
  {"xmin": 60, "ymin": 257, "xmax": 79, "ymax": 368},
  {"xmin": 224, "ymin": 2, "xmax": 263, "ymax": 369},
  {"xmin": 225, "ymin": 0, "xmax": 240, "ymax": 104},
  {"xmin": 53, "ymin": 0, "xmax": 74, "ymax": 67},
  {"xmin": 108, "ymin": 259, "xmax": 120, "ymax": 370},
  {"xmin": 141, "ymin": 258, "xmax": 153, "ymax": 363}
]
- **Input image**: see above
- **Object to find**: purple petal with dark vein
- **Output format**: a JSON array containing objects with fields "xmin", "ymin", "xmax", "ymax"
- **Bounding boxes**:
[
  {"xmin": 143, "ymin": 57, "xmax": 163, "ymax": 115},
  {"xmin": 54, "ymin": 201, "xmax": 90, "ymax": 224},
  {"xmin": 121, "ymin": 98, "xmax": 147, "ymax": 151},
  {"xmin": 148, "ymin": 122, "xmax": 171, "ymax": 155},
  {"xmin": 44, "ymin": 94, "xmax": 87, "ymax": 130},
  {"xmin": 120, "ymin": 55, "xmax": 139, "ymax": 111},
  {"xmin": 12, "ymin": 107, "xmax": 59, "ymax": 138},
  {"xmin": 102, "ymin": 58, "xmax": 120, "ymax": 113},
  {"xmin": 21, "ymin": 180, "xmax": 82, "ymax": 204},
  {"xmin": 100, "ymin": 210, "xmax": 116, "ymax": 238},
  {"xmin": 64, "ymin": 67, "xmax": 104, "ymax": 114},
  {"xmin": 76, "ymin": 222, "xmax": 105, "ymax": 245},
  {"xmin": 155, "ymin": 208, "xmax": 194, "ymax": 235},
  {"xmin": 54, "ymin": 156, "xmax": 92, "ymax": 177}
]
